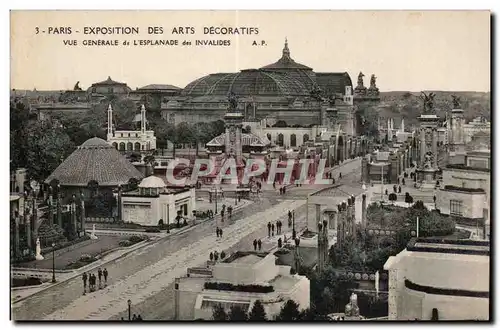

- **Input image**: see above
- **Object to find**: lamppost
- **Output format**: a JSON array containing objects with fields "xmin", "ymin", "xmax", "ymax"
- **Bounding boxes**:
[
  {"xmin": 127, "ymin": 299, "xmax": 132, "ymax": 321},
  {"xmin": 292, "ymin": 210, "xmax": 296, "ymax": 240},
  {"xmin": 51, "ymin": 242, "xmax": 56, "ymax": 283}
]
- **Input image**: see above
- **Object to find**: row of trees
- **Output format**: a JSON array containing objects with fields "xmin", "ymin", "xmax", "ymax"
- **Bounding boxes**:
[
  {"xmin": 212, "ymin": 299, "xmax": 329, "ymax": 321},
  {"xmin": 10, "ymin": 97, "xmax": 226, "ymax": 180}
]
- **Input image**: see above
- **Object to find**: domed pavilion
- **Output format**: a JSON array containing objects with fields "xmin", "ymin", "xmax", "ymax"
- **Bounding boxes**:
[
  {"xmin": 163, "ymin": 39, "xmax": 379, "ymax": 128},
  {"xmin": 45, "ymin": 137, "xmax": 144, "ymax": 201}
]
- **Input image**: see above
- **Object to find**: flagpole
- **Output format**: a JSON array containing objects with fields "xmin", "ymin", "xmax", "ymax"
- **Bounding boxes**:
[{"xmin": 416, "ymin": 216, "xmax": 419, "ymax": 238}]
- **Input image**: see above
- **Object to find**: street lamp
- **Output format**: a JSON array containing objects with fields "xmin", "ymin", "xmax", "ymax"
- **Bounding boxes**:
[
  {"xmin": 127, "ymin": 299, "xmax": 132, "ymax": 321},
  {"xmin": 51, "ymin": 242, "xmax": 56, "ymax": 283},
  {"xmin": 292, "ymin": 211, "xmax": 296, "ymax": 240}
]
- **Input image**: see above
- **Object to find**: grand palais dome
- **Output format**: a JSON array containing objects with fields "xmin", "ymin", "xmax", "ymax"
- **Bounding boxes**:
[{"xmin": 181, "ymin": 40, "xmax": 353, "ymax": 98}]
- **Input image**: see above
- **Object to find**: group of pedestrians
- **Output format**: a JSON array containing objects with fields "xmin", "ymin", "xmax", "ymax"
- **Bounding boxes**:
[
  {"xmin": 267, "ymin": 220, "xmax": 283, "ymax": 237},
  {"xmin": 279, "ymin": 186, "xmax": 287, "ymax": 195},
  {"xmin": 82, "ymin": 268, "xmax": 108, "ymax": 294},
  {"xmin": 252, "ymin": 239, "xmax": 263, "ymax": 251},
  {"xmin": 215, "ymin": 227, "xmax": 224, "ymax": 238},
  {"xmin": 121, "ymin": 314, "xmax": 143, "ymax": 321}
]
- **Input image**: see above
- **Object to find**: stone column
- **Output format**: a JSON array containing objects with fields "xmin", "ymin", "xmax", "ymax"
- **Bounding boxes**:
[
  {"xmin": 56, "ymin": 197, "xmax": 62, "ymax": 228},
  {"xmin": 71, "ymin": 199, "xmax": 77, "ymax": 236},
  {"xmin": 315, "ymin": 204, "xmax": 321, "ymax": 231},
  {"xmin": 332, "ymin": 210, "xmax": 338, "ymax": 231},
  {"xmin": 117, "ymin": 186, "xmax": 123, "ymax": 222},
  {"xmin": 80, "ymin": 196, "xmax": 86, "ymax": 235},
  {"xmin": 14, "ymin": 217, "xmax": 20, "ymax": 258},
  {"xmin": 24, "ymin": 199, "xmax": 31, "ymax": 250},
  {"xmin": 361, "ymin": 194, "xmax": 367, "ymax": 228},
  {"xmin": 432, "ymin": 128, "xmax": 438, "ymax": 168},
  {"xmin": 420, "ymin": 128, "xmax": 426, "ymax": 166}
]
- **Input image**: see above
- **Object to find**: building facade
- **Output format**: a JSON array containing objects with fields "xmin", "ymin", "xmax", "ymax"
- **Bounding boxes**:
[
  {"xmin": 384, "ymin": 238, "xmax": 489, "ymax": 320},
  {"xmin": 174, "ymin": 251, "xmax": 310, "ymax": 320},
  {"xmin": 436, "ymin": 150, "xmax": 490, "ymax": 223},
  {"xmin": 106, "ymin": 104, "xmax": 157, "ymax": 155},
  {"xmin": 120, "ymin": 176, "xmax": 196, "ymax": 227}
]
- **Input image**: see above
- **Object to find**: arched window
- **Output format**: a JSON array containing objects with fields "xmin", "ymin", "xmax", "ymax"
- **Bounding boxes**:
[
  {"xmin": 290, "ymin": 134, "xmax": 297, "ymax": 147},
  {"xmin": 134, "ymin": 142, "xmax": 141, "ymax": 151},
  {"xmin": 277, "ymin": 133, "xmax": 284, "ymax": 146},
  {"xmin": 127, "ymin": 142, "xmax": 133, "ymax": 151},
  {"xmin": 119, "ymin": 142, "xmax": 126, "ymax": 151},
  {"xmin": 303, "ymin": 134, "xmax": 310, "ymax": 143},
  {"xmin": 112, "ymin": 142, "xmax": 118, "ymax": 150}
]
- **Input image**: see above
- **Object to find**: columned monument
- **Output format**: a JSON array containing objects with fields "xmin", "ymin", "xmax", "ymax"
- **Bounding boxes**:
[
  {"xmin": 416, "ymin": 92, "xmax": 440, "ymax": 189},
  {"xmin": 449, "ymin": 95, "xmax": 466, "ymax": 155}
]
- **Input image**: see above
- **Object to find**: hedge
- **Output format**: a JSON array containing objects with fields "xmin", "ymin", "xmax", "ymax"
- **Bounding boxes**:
[{"xmin": 204, "ymin": 282, "xmax": 274, "ymax": 293}]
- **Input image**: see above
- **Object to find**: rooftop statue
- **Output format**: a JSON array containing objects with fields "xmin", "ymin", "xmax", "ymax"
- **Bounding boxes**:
[
  {"xmin": 74, "ymin": 81, "xmax": 82, "ymax": 91},
  {"xmin": 357, "ymin": 72, "xmax": 365, "ymax": 88},
  {"xmin": 451, "ymin": 95, "xmax": 461, "ymax": 108},
  {"xmin": 310, "ymin": 85, "xmax": 326, "ymax": 102},
  {"xmin": 420, "ymin": 92, "xmax": 436, "ymax": 114},
  {"xmin": 370, "ymin": 74, "xmax": 377, "ymax": 89}
]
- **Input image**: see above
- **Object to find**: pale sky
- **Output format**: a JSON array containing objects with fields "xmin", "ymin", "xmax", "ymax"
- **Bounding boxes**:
[{"xmin": 10, "ymin": 10, "xmax": 491, "ymax": 92}]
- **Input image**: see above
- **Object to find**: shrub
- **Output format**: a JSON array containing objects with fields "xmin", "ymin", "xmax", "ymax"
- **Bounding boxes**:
[
  {"xmin": 119, "ymin": 240, "xmax": 134, "ymax": 247},
  {"xmin": 12, "ymin": 277, "xmax": 43, "ymax": 288},
  {"xmin": 145, "ymin": 228, "xmax": 160, "ymax": 233},
  {"xmin": 129, "ymin": 235, "xmax": 146, "ymax": 244}
]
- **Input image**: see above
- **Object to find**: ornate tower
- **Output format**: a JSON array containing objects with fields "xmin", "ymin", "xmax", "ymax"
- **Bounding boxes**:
[
  {"xmin": 107, "ymin": 104, "xmax": 113, "ymax": 140},
  {"xmin": 449, "ymin": 95, "xmax": 466, "ymax": 155},
  {"xmin": 224, "ymin": 92, "xmax": 244, "ymax": 165},
  {"xmin": 416, "ymin": 92, "xmax": 440, "ymax": 189},
  {"xmin": 140, "ymin": 104, "xmax": 147, "ymax": 136}
]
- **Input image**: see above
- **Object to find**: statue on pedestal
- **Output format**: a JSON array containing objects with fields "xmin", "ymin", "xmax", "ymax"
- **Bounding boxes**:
[
  {"xmin": 227, "ymin": 92, "xmax": 239, "ymax": 112},
  {"xmin": 90, "ymin": 224, "xmax": 98, "ymax": 240},
  {"xmin": 451, "ymin": 95, "xmax": 461, "ymax": 108},
  {"xmin": 345, "ymin": 293, "xmax": 360, "ymax": 317},
  {"xmin": 420, "ymin": 92, "xmax": 436, "ymax": 114},
  {"xmin": 35, "ymin": 238, "xmax": 44, "ymax": 260}
]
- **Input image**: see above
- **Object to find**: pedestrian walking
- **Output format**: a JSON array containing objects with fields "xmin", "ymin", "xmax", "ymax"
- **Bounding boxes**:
[
  {"xmin": 276, "ymin": 221, "xmax": 281, "ymax": 234},
  {"xmin": 98, "ymin": 268, "xmax": 103, "ymax": 289},
  {"xmin": 82, "ymin": 272, "xmax": 88, "ymax": 294},
  {"xmin": 267, "ymin": 222, "xmax": 271, "ymax": 237},
  {"xmin": 288, "ymin": 211, "xmax": 292, "ymax": 227},
  {"xmin": 132, "ymin": 314, "xmax": 137, "ymax": 321},
  {"xmin": 89, "ymin": 274, "xmax": 94, "ymax": 292},
  {"xmin": 220, "ymin": 229, "xmax": 223, "ymax": 237},
  {"xmin": 253, "ymin": 239, "xmax": 257, "ymax": 251},
  {"xmin": 137, "ymin": 314, "xmax": 143, "ymax": 321},
  {"xmin": 271, "ymin": 223, "xmax": 275, "ymax": 236},
  {"xmin": 273, "ymin": 181, "xmax": 276, "ymax": 190},
  {"xmin": 214, "ymin": 251, "xmax": 219, "ymax": 262},
  {"xmin": 279, "ymin": 187, "xmax": 283, "ymax": 195},
  {"xmin": 103, "ymin": 268, "xmax": 108, "ymax": 286},
  {"xmin": 283, "ymin": 186, "xmax": 286, "ymax": 195},
  {"xmin": 257, "ymin": 239, "xmax": 262, "ymax": 251},
  {"xmin": 216, "ymin": 226, "xmax": 220, "ymax": 237}
]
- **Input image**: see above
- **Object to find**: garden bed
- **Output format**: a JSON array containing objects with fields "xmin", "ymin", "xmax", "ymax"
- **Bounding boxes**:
[
  {"xmin": 65, "ymin": 254, "xmax": 99, "ymax": 270},
  {"xmin": 118, "ymin": 235, "xmax": 149, "ymax": 247},
  {"xmin": 11, "ymin": 276, "xmax": 45, "ymax": 288}
]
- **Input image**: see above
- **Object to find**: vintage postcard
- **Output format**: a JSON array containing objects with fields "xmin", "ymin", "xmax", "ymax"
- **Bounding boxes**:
[{"xmin": 9, "ymin": 10, "xmax": 491, "ymax": 321}]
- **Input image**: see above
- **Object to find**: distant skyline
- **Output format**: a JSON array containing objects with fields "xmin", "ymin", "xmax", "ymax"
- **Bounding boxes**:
[{"xmin": 10, "ymin": 10, "xmax": 491, "ymax": 92}]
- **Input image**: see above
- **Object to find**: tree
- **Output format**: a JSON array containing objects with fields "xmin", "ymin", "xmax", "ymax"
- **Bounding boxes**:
[
  {"xmin": 212, "ymin": 305, "xmax": 227, "ymax": 321},
  {"xmin": 388, "ymin": 193, "xmax": 398, "ymax": 204},
  {"xmin": 275, "ymin": 300, "xmax": 301, "ymax": 321},
  {"xmin": 228, "ymin": 305, "xmax": 248, "ymax": 321},
  {"xmin": 248, "ymin": 300, "xmax": 267, "ymax": 321}
]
